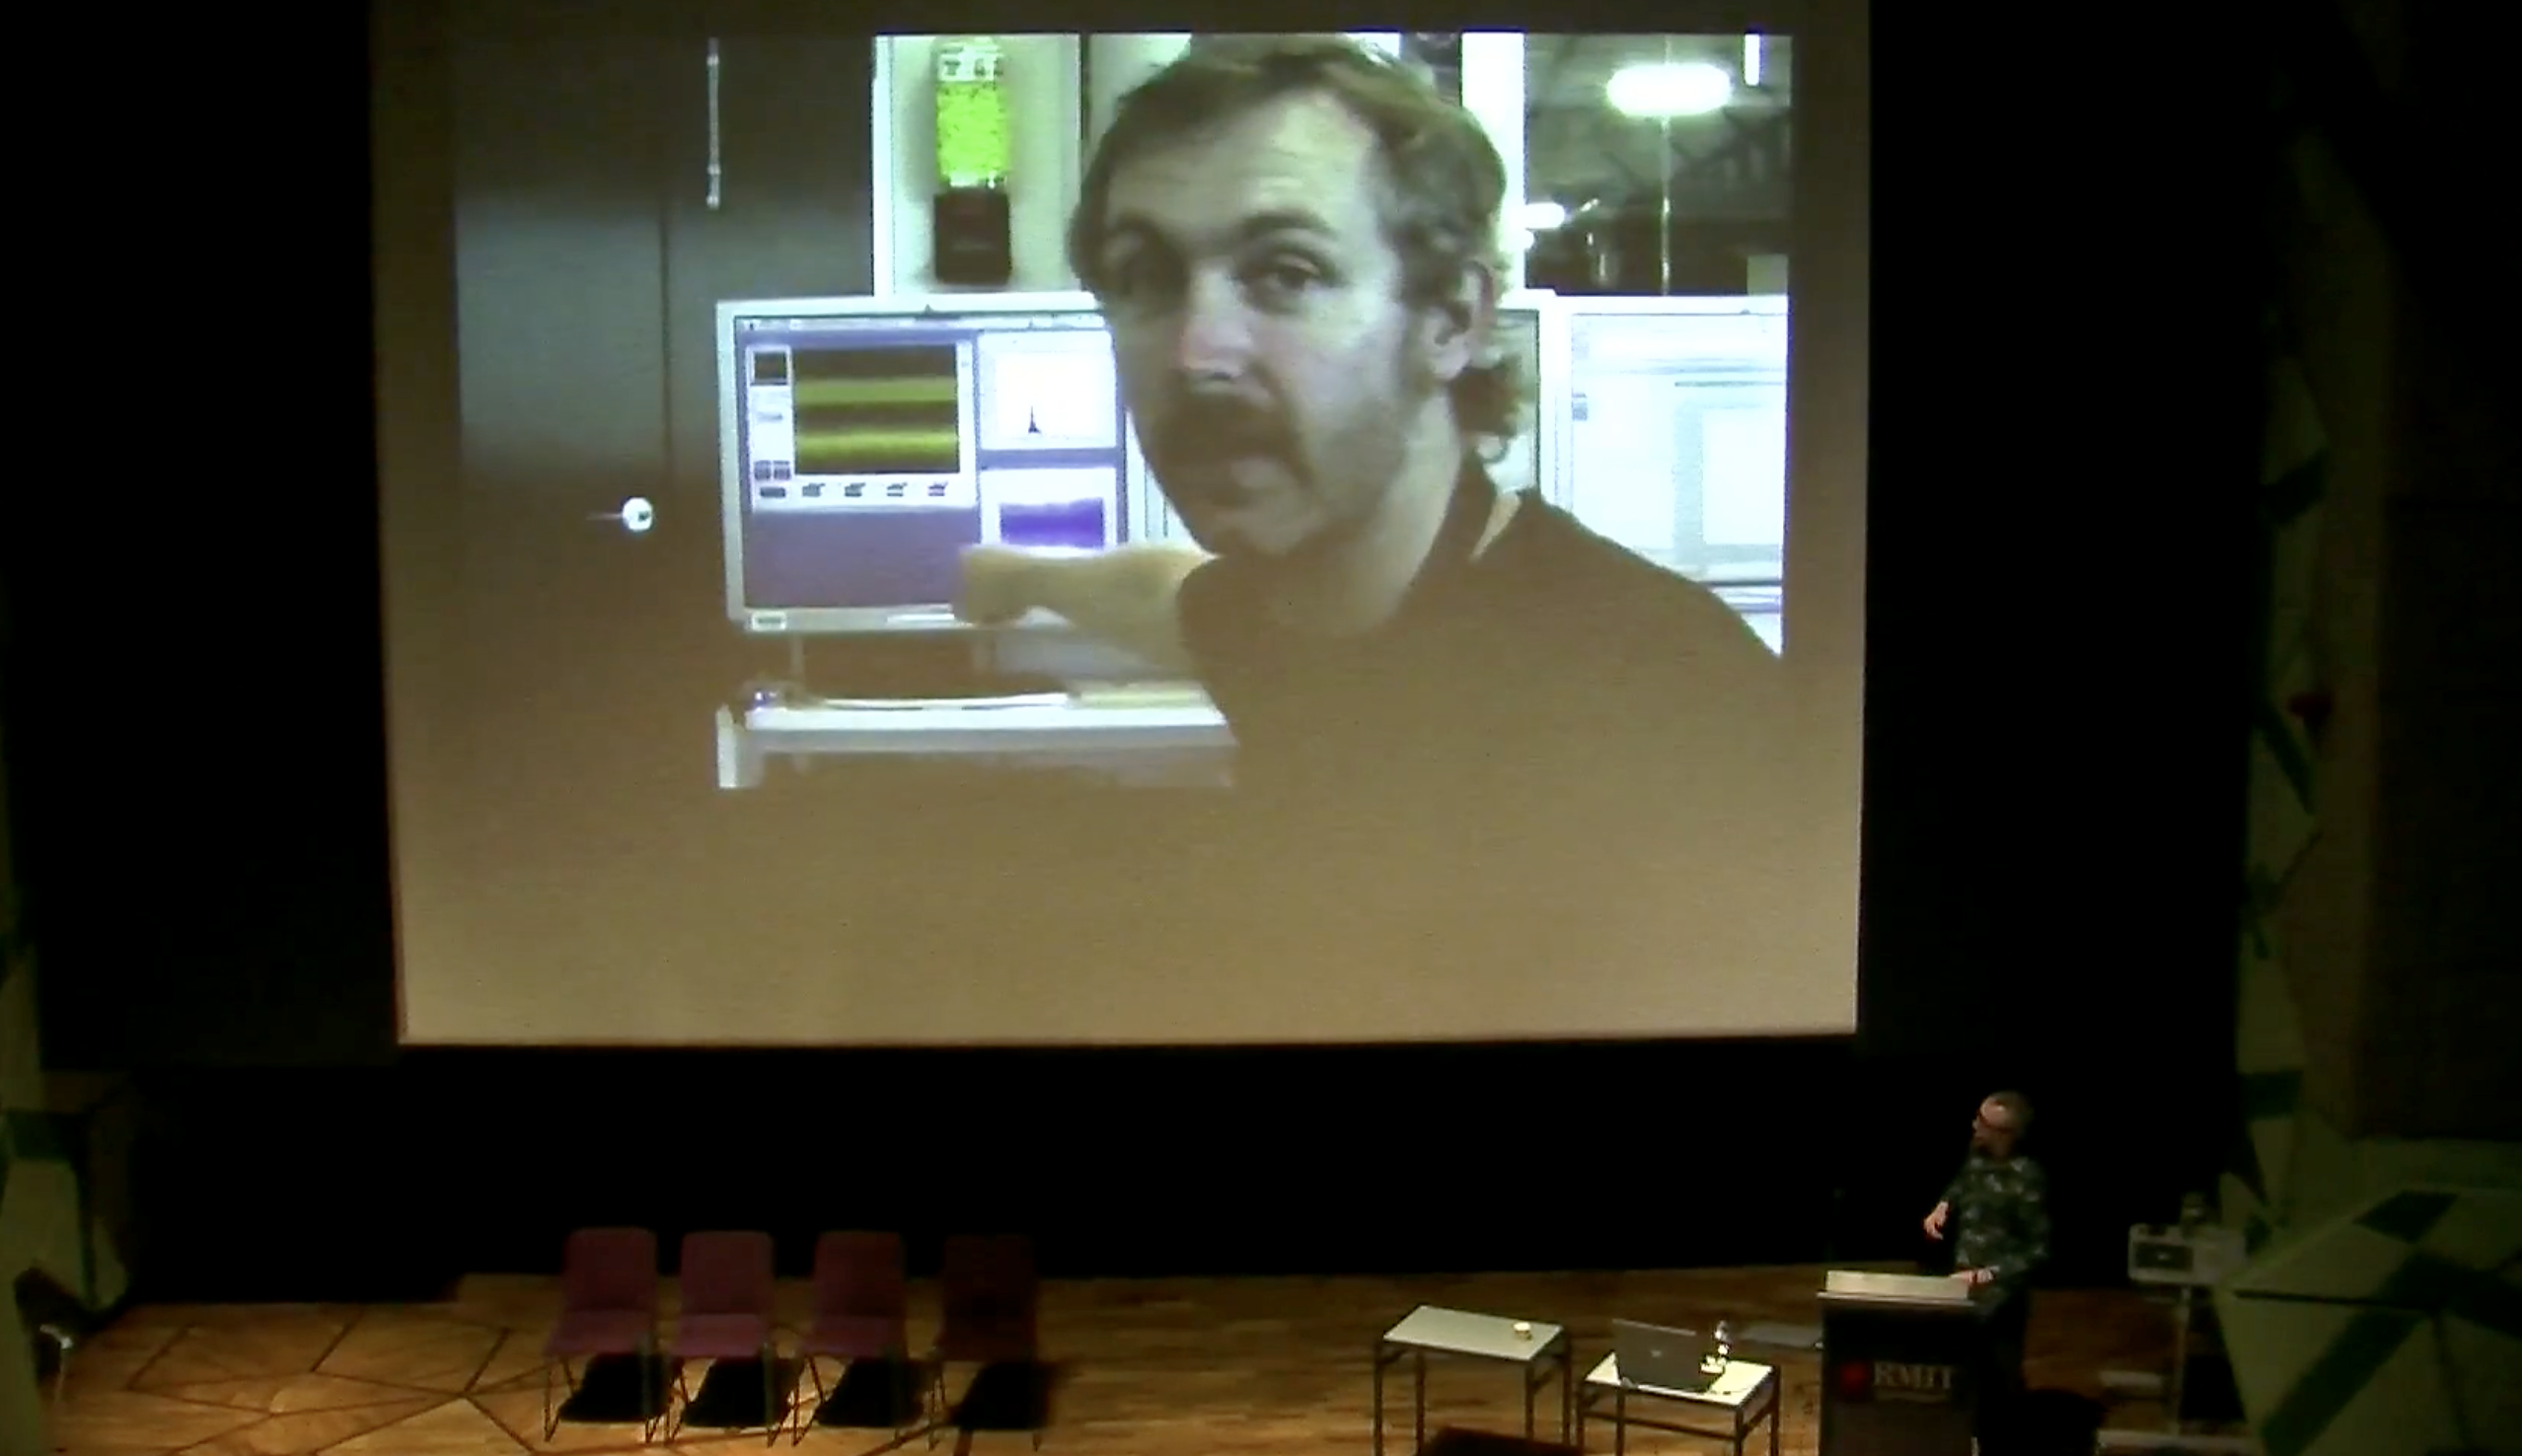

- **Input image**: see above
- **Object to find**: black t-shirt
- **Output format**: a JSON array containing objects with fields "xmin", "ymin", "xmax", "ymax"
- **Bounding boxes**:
[{"xmin": 1174, "ymin": 467, "xmax": 1793, "ymax": 952}]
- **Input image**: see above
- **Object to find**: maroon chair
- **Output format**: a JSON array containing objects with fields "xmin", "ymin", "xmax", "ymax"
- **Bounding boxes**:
[
  {"xmin": 543, "ymin": 1227, "xmax": 663, "ymax": 1443},
  {"xmin": 794, "ymin": 1231, "xmax": 918, "ymax": 1444},
  {"xmin": 929, "ymin": 1235, "xmax": 1043, "ymax": 1449},
  {"xmin": 667, "ymin": 1230, "xmax": 782, "ymax": 1445}
]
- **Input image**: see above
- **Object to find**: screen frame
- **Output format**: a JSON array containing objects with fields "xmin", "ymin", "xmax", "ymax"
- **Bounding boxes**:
[
  {"xmin": 1506, "ymin": 288, "xmax": 1573, "ymax": 510},
  {"xmin": 378, "ymin": 9, "xmax": 1871, "ymax": 1051}
]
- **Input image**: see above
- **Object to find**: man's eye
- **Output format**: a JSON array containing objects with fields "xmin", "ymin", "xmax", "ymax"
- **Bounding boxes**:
[
  {"xmin": 1107, "ymin": 256, "xmax": 1191, "ymax": 310},
  {"xmin": 1245, "ymin": 259, "xmax": 1322, "ymax": 300}
]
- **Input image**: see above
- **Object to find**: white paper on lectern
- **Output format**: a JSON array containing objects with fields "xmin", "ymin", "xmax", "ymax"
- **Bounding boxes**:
[{"xmin": 1822, "ymin": 1270, "xmax": 1976, "ymax": 1304}]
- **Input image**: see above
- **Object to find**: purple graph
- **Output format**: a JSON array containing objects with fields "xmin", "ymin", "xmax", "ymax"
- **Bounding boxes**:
[{"xmin": 1000, "ymin": 498, "xmax": 1108, "ymax": 550}]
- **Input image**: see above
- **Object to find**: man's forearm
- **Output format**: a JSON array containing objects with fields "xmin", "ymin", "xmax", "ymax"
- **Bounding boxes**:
[{"xmin": 1011, "ymin": 545, "xmax": 1210, "ymax": 673}]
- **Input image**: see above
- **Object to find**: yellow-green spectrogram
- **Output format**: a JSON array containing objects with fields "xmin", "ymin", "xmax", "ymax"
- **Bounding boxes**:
[
  {"xmin": 795, "ymin": 430, "xmax": 962, "ymax": 473},
  {"xmin": 790, "ymin": 378, "xmax": 959, "ymax": 408}
]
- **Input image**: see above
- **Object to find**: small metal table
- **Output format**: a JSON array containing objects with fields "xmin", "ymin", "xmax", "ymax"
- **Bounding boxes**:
[
  {"xmin": 1373, "ymin": 1305, "xmax": 1575, "ymax": 1455},
  {"xmin": 1577, "ymin": 1352, "xmax": 1781, "ymax": 1456}
]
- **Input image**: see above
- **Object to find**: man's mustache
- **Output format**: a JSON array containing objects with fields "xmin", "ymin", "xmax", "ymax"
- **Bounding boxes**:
[{"xmin": 1157, "ymin": 399, "xmax": 1289, "ymax": 470}]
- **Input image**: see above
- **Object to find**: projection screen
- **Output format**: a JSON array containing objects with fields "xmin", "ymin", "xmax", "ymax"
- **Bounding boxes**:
[{"xmin": 376, "ymin": 15, "xmax": 1869, "ymax": 1046}]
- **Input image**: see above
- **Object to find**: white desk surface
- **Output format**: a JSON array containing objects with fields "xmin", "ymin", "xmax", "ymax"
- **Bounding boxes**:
[
  {"xmin": 739, "ymin": 696, "xmax": 1231, "ymax": 758},
  {"xmin": 1585, "ymin": 1352, "xmax": 1775, "ymax": 1408},
  {"xmin": 1381, "ymin": 1305, "xmax": 1566, "ymax": 1363},
  {"xmin": 747, "ymin": 699, "xmax": 1226, "ymax": 735}
]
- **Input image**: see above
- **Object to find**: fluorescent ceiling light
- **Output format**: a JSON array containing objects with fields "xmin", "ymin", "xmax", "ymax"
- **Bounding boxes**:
[
  {"xmin": 1743, "ymin": 35, "xmax": 1764, "ymax": 88},
  {"xmin": 1605, "ymin": 59, "xmax": 1734, "ymax": 119},
  {"xmin": 1518, "ymin": 200, "xmax": 1569, "ymax": 232}
]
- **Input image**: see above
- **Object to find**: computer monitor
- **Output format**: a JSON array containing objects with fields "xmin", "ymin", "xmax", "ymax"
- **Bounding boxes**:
[
  {"xmin": 719, "ymin": 292, "xmax": 1136, "ymax": 634},
  {"xmin": 1561, "ymin": 295, "xmax": 1788, "ymax": 587}
]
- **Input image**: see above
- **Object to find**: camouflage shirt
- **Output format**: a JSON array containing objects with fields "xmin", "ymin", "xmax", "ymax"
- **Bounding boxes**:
[{"xmin": 1942, "ymin": 1152, "xmax": 2051, "ymax": 1290}]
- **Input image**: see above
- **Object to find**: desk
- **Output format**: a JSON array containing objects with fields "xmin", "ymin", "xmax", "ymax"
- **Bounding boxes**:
[
  {"xmin": 1578, "ymin": 1353, "xmax": 1780, "ymax": 1456},
  {"xmin": 2098, "ymin": 1223, "xmax": 2251, "ymax": 1452},
  {"xmin": 712, "ymin": 694, "xmax": 1233, "ymax": 789},
  {"xmin": 1374, "ymin": 1306, "xmax": 1575, "ymax": 1456}
]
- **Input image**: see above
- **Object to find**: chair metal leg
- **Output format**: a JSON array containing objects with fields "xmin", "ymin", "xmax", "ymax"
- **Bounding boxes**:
[
  {"xmin": 667, "ymin": 1361, "xmax": 699, "ymax": 1444},
  {"xmin": 544, "ymin": 1356, "xmax": 587, "ymax": 1441},
  {"xmin": 764, "ymin": 1345, "xmax": 780, "ymax": 1447},
  {"xmin": 655, "ymin": 1332, "xmax": 676, "ymax": 1443},
  {"xmin": 793, "ymin": 1353, "xmax": 825, "ymax": 1447}
]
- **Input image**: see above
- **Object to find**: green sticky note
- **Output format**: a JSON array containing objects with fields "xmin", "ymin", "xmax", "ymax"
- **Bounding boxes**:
[{"xmin": 935, "ymin": 40, "xmax": 1009, "ymax": 187}]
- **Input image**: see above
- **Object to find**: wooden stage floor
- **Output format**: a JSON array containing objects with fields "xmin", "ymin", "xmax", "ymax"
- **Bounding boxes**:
[{"xmin": 46, "ymin": 1264, "xmax": 2184, "ymax": 1454}]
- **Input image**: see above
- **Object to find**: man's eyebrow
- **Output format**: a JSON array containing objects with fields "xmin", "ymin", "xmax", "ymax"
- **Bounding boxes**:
[{"xmin": 1100, "ymin": 208, "xmax": 1341, "ymax": 253}]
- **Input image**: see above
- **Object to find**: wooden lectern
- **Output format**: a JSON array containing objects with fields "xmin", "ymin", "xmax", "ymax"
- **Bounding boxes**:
[{"xmin": 1816, "ymin": 1271, "xmax": 1992, "ymax": 1456}]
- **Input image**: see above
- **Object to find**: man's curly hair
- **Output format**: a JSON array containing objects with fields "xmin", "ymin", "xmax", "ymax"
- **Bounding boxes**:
[{"xmin": 1069, "ymin": 35, "xmax": 1529, "ymax": 459}]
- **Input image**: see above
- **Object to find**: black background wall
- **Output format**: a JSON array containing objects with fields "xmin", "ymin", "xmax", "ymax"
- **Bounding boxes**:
[{"xmin": 0, "ymin": 0, "xmax": 2265, "ymax": 1299}]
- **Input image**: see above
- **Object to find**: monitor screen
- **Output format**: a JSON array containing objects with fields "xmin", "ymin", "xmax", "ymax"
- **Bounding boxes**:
[
  {"xmin": 725, "ymin": 299, "xmax": 1134, "ymax": 631},
  {"xmin": 381, "ymin": 26, "xmax": 1867, "ymax": 1050},
  {"xmin": 1565, "ymin": 297, "xmax": 1789, "ymax": 651}
]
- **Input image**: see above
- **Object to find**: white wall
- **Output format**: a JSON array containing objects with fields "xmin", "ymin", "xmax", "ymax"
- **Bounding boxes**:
[
  {"xmin": 1081, "ymin": 34, "xmax": 1190, "ymax": 151},
  {"xmin": 1457, "ymin": 34, "xmax": 1528, "ymax": 293}
]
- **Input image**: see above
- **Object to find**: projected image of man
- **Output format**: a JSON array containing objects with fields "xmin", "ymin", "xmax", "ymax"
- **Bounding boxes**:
[{"xmin": 957, "ymin": 36, "xmax": 1784, "ymax": 884}]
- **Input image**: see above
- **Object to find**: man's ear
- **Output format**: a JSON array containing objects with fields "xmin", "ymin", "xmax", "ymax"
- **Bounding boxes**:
[{"xmin": 1421, "ymin": 260, "xmax": 1500, "ymax": 384}]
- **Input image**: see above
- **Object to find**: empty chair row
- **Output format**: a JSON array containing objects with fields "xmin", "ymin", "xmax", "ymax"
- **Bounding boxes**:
[{"xmin": 544, "ymin": 1227, "xmax": 1041, "ymax": 1446}]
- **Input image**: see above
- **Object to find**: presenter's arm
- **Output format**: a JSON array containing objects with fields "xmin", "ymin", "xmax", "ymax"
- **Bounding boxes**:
[
  {"xmin": 1923, "ymin": 1165, "xmax": 1966, "ymax": 1237},
  {"xmin": 956, "ymin": 544, "xmax": 1212, "ymax": 675}
]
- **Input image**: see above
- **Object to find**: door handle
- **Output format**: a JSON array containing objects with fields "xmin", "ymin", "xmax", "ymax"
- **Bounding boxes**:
[
  {"xmin": 589, "ymin": 496, "xmax": 657, "ymax": 535},
  {"xmin": 705, "ymin": 38, "xmax": 724, "ymax": 210}
]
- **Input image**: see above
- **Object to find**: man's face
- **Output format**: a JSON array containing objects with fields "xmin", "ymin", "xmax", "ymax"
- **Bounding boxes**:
[
  {"xmin": 1089, "ymin": 91, "xmax": 1479, "ymax": 560},
  {"xmin": 1971, "ymin": 1100, "xmax": 2019, "ymax": 1156}
]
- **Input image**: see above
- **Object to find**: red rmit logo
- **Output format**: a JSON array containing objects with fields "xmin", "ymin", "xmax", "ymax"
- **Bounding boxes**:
[{"xmin": 1833, "ymin": 1360, "xmax": 1872, "ymax": 1400}]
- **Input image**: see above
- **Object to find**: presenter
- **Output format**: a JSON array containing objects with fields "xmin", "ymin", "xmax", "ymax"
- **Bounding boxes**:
[
  {"xmin": 1922, "ymin": 1090, "xmax": 2049, "ymax": 1445},
  {"xmin": 955, "ymin": 36, "xmax": 1784, "ymax": 901}
]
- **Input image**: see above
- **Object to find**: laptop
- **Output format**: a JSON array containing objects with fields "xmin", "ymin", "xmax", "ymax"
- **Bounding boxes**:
[{"xmin": 1611, "ymin": 1319, "xmax": 1723, "ymax": 1394}]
